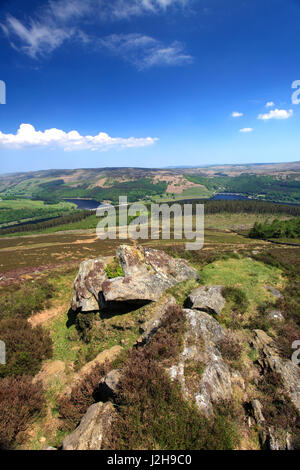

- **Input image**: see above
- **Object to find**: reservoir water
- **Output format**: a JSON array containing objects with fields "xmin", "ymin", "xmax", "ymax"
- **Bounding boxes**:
[
  {"xmin": 64, "ymin": 199, "xmax": 100, "ymax": 210},
  {"xmin": 210, "ymin": 193, "xmax": 251, "ymax": 201}
]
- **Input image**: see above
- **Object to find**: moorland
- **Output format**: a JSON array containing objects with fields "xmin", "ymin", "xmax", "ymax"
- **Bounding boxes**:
[{"xmin": 0, "ymin": 162, "xmax": 300, "ymax": 450}]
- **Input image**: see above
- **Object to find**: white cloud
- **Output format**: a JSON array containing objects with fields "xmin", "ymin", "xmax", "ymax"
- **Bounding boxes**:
[
  {"xmin": 239, "ymin": 128, "xmax": 253, "ymax": 133},
  {"xmin": 108, "ymin": 0, "xmax": 188, "ymax": 19},
  {"xmin": 231, "ymin": 111, "xmax": 243, "ymax": 118},
  {"xmin": 99, "ymin": 33, "xmax": 192, "ymax": 69},
  {"xmin": 49, "ymin": 0, "xmax": 92, "ymax": 21},
  {"xmin": 100, "ymin": 33, "xmax": 158, "ymax": 51},
  {"xmin": 265, "ymin": 101, "xmax": 275, "ymax": 108},
  {"xmin": 142, "ymin": 42, "xmax": 192, "ymax": 67},
  {"xmin": 1, "ymin": 15, "xmax": 74, "ymax": 58},
  {"xmin": 1, "ymin": 0, "xmax": 192, "ymax": 64},
  {"xmin": 0, "ymin": 124, "xmax": 158, "ymax": 151},
  {"xmin": 258, "ymin": 108, "xmax": 293, "ymax": 120}
]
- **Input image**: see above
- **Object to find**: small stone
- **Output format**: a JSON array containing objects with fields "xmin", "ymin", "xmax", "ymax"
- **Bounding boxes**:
[
  {"xmin": 98, "ymin": 369, "xmax": 122, "ymax": 399},
  {"xmin": 187, "ymin": 285, "xmax": 225, "ymax": 315},
  {"xmin": 264, "ymin": 285, "xmax": 282, "ymax": 299},
  {"xmin": 267, "ymin": 310, "xmax": 284, "ymax": 322}
]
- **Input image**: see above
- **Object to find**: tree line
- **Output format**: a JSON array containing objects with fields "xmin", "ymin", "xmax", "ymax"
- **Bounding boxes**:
[
  {"xmin": 249, "ymin": 217, "xmax": 300, "ymax": 240},
  {"xmin": 175, "ymin": 199, "xmax": 300, "ymax": 216},
  {"xmin": 0, "ymin": 210, "xmax": 92, "ymax": 235}
]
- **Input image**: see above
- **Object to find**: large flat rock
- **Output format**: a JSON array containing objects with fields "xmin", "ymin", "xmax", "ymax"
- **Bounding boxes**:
[{"xmin": 72, "ymin": 245, "xmax": 199, "ymax": 312}]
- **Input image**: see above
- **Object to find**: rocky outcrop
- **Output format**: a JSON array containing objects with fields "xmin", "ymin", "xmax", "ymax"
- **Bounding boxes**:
[
  {"xmin": 249, "ymin": 399, "xmax": 293, "ymax": 450},
  {"xmin": 263, "ymin": 428, "xmax": 293, "ymax": 451},
  {"xmin": 169, "ymin": 308, "xmax": 233, "ymax": 416},
  {"xmin": 71, "ymin": 245, "xmax": 199, "ymax": 312},
  {"xmin": 252, "ymin": 329, "xmax": 300, "ymax": 413},
  {"xmin": 62, "ymin": 402, "xmax": 115, "ymax": 450},
  {"xmin": 186, "ymin": 285, "xmax": 225, "ymax": 315}
]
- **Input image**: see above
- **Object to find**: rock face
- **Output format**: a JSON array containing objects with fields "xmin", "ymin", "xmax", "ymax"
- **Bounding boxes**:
[
  {"xmin": 187, "ymin": 285, "xmax": 225, "ymax": 315},
  {"xmin": 169, "ymin": 308, "xmax": 233, "ymax": 416},
  {"xmin": 71, "ymin": 258, "xmax": 109, "ymax": 312},
  {"xmin": 252, "ymin": 329, "xmax": 300, "ymax": 413},
  {"xmin": 71, "ymin": 245, "xmax": 199, "ymax": 312},
  {"xmin": 62, "ymin": 402, "xmax": 115, "ymax": 450}
]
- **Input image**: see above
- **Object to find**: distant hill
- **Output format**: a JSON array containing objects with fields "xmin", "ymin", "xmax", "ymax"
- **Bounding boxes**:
[{"xmin": 0, "ymin": 162, "xmax": 300, "ymax": 205}]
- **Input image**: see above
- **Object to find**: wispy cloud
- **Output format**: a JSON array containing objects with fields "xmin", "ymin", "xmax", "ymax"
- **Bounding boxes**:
[
  {"xmin": 1, "ymin": 15, "xmax": 75, "ymax": 58},
  {"xmin": 1, "ymin": 0, "xmax": 192, "ymax": 67},
  {"xmin": 96, "ymin": 0, "xmax": 189, "ymax": 20},
  {"xmin": 100, "ymin": 33, "xmax": 193, "ymax": 69},
  {"xmin": 240, "ymin": 127, "xmax": 253, "ymax": 133},
  {"xmin": 231, "ymin": 111, "xmax": 243, "ymax": 118},
  {"xmin": 258, "ymin": 108, "xmax": 293, "ymax": 120},
  {"xmin": 265, "ymin": 101, "xmax": 275, "ymax": 108},
  {"xmin": 0, "ymin": 123, "xmax": 158, "ymax": 151},
  {"xmin": 49, "ymin": 0, "xmax": 92, "ymax": 21}
]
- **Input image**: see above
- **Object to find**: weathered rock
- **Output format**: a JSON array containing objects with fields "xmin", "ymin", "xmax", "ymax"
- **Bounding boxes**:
[
  {"xmin": 249, "ymin": 400, "xmax": 294, "ymax": 450},
  {"xmin": 71, "ymin": 257, "xmax": 109, "ymax": 312},
  {"xmin": 262, "ymin": 427, "xmax": 293, "ymax": 450},
  {"xmin": 250, "ymin": 399, "xmax": 265, "ymax": 425},
  {"xmin": 98, "ymin": 369, "xmax": 122, "ymax": 399},
  {"xmin": 169, "ymin": 308, "xmax": 233, "ymax": 416},
  {"xmin": 62, "ymin": 402, "xmax": 115, "ymax": 450},
  {"xmin": 102, "ymin": 245, "xmax": 199, "ymax": 303},
  {"xmin": 138, "ymin": 294, "xmax": 177, "ymax": 345},
  {"xmin": 72, "ymin": 245, "xmax": 199, "ymax": 311},
  {"xmin": 252, "ymin": 329, "xmax": 300, "ymax": 413},
  {"xmin": 187, "ymin": 285, "xmax": 225, "ymax": 315}
]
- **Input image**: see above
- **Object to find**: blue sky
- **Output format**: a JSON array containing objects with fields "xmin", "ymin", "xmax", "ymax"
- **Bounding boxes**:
[{"xmin": 0, "ymin": 0, "xmax": 300, "ymax": 173}]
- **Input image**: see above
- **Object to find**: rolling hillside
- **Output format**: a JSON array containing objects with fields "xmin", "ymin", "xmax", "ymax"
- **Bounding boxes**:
[{"xmin": 1, "ymin": 162, "xmax": 300, "ymax": 205}]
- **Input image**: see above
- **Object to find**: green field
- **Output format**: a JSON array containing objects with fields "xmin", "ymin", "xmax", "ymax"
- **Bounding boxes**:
[
  {"xmin": 200, "ymin": 257, "xmax": 284, "ymax": 307},
  {"xmin": 0, "ymin": 199, "xmax": 76, "ymax": 226},
  {"xmin": 153, "ymin": 186, "xmax": 212, "ymax": 201}
]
